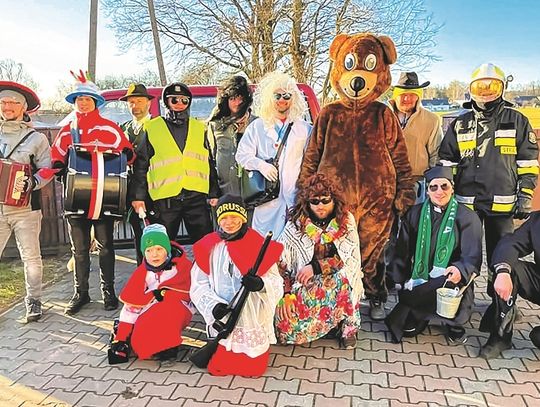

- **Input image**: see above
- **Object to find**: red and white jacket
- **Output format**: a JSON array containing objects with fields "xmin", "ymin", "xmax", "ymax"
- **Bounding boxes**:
[
  {"xmin": 51, "ymin": 109, "xmax": 135, "ymax": 219},
  {"xmin": 51, "ymin": 109, "xmax": 134, "ymax": 164}
]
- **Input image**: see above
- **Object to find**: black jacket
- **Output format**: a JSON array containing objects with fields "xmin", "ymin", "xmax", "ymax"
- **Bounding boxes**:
[
  {"xmin": 391, "ymin": 201, "xmax": 483, "ymax": 284},
  {"xmin": 439, "ymin": 99, "xmax": 538, "ymax": 215},
  {"xmin": 491, "ymin": 211, "xmax": 540, "ymax": 272},
  {"xmin": 129, "ymin": 117, "xmax": 220, "ymax": 202}
]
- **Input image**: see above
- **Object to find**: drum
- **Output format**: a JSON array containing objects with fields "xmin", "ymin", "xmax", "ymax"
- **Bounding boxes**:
[
  {"xmin": 0, "ymin": 158, "xmax": 32, "ymax": 207},
  {"xmin": 64, "ymin": 147, "xmax": 128, "ymax": 219}
]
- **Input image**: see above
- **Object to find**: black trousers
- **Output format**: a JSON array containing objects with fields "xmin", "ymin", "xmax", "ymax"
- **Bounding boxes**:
[
  {"xmin": 67, "ymin": 217, "xmax": 115, "ymax": 295},
  {"xmin": 475, "ymin": 212, "xmax": 514, "ymax": 296},
  {"xmin": 153, "ymin": 193, "xmax": 213, "ymax": 244}
]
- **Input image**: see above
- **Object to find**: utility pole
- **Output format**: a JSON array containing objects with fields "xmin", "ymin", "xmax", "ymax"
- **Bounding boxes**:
[
  {"xmin": 147, "ymin": 0, "xmax": 167, "ymax": 85},
  {"xmin": 88, "ymin": 0, "xmax": 98, "ymax": 81}
]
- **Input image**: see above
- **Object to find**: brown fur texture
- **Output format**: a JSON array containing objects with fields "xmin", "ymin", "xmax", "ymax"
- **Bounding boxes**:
[{"xmin": 299, "ymin": 33, "xmax": 416, "ymax": 300}]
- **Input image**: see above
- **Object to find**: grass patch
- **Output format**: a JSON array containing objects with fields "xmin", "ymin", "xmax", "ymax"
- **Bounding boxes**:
[{"xmin": 0, "ymin": 253, "xmax": 70, "ymax": 312}]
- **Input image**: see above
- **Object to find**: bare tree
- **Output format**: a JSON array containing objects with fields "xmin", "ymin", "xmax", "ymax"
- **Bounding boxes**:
[
  {"xmin": 95, "ymin": 70, "xmax": 162, "ymax": 90},
  {"xmin": 102, "ymin": 0, "xmax": 441, "ymax": 97},
  {"xmin": 0, "ymin": 59, "xmax": 39, "ymax": 90}
]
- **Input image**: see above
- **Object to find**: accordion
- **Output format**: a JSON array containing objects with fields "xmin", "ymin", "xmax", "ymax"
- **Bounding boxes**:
[
  {"xmin": 0, "ymin": 158, "xmax": 32, "ymax": 207},
  {"xmin": 64, "ymin": 147, "xmax": 128, "ymax": 219}
]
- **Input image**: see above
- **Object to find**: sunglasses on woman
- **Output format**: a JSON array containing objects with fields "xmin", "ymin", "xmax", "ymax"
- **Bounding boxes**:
[
  {"xmin": 168, "ymin": 96, "xmax": 191, "ymax": 105},
  {"xmin": 273, "ymin": 92, "xmax": 292, "ymax": 101},
  {"xmin": 428, "ymin": 182, "xmax": 451, "ymax": 192},
  {"xmin": 309, "ymin": 197, "xmax": 333, "ymax": 205}
]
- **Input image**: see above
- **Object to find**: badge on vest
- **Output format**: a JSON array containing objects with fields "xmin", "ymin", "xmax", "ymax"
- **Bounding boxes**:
[
  {"xmin": 529, "ymin": 131, "xmax": 537, "ymax": 144},
  {"xmin": 500, "ymin": 146, "xmax": 517, "ymax": 155}
]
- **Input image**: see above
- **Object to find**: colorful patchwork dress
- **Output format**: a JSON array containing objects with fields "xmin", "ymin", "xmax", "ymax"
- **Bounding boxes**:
[{"xmin": 276, "ymin": 212, "xmax": 363, "ymax": 344}]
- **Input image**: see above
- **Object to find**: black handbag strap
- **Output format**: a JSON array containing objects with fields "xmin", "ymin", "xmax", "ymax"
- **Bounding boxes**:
[
  {"xmin": 272, "ymin": 122, "xmax": 293, "ymax": 167},
  {"xmin": 2, "ymin": 130, "xmax": 36, "ymax": 159}
]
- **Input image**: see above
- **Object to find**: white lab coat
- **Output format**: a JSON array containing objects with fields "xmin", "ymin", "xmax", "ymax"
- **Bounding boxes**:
[{"xmin": 236, "ymin": 117, "xmax": 311, "ymax": 239}]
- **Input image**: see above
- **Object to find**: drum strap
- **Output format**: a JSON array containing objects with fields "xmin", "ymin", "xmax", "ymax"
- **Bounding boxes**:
[{"xmin": 1, "ymin": 130, "xmax": 36, "ymax": 160}]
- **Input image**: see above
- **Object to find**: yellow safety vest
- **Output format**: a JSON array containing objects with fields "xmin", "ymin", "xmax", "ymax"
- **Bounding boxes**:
[{"xmin": 145, "ymin": 117, "xmax": 209, "ymax": 200}]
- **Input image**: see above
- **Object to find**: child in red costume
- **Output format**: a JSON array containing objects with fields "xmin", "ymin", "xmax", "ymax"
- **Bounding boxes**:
[
  {"xmin": 191, "ymin": 194, "xmax": 284, "ymax": 377},
  {"xmin": 108, "ymin": 224, "xmax": 192, "ymax": 363}
]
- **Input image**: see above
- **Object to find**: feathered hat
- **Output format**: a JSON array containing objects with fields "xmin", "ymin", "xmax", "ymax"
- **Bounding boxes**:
[{"xmin": 65, "ymin": 70, "xmax": 105, "ymax": 107}]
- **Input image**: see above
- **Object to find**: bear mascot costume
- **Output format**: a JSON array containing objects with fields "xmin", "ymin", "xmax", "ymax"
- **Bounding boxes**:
[{"xmin": 298, "ymin": 33, "xmax": 416, "ymax": 319}]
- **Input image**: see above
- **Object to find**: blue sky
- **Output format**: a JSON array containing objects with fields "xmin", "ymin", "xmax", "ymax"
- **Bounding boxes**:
[
  {"xmin": 1, "ymin": 0, "xmax": 539, "ymax": 99},
  {"xmin": 423, "ymin": 0, "xmax": 540, "ymax": 86}
]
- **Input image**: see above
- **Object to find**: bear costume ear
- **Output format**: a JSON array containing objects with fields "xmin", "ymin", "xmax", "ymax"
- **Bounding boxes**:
[
  {"xmin": 377, "ymin": 35, "xmax": 397, "ymax": 65},
  {"xmin": 329, "ymin": 33, "xmax": 350, "ymax": 62}
]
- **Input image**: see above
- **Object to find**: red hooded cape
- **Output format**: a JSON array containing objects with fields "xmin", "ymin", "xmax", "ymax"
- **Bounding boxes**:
[
  {"xmin": 192, "ymin": 228, "xmax": 283, "ymax": 276},
  {"xmin": 119, "ymin": 247, "xmax": 192, "ymax": 359}
]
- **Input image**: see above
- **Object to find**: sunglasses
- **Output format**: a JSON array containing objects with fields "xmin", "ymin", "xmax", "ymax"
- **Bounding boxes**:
[
  {"xmin": 273, "ymin": 92, "xmax": 292, "ymax": 101},
  {"xmin": 309, "ymin": 197, "xmax": 333, "ymax": 205},
  {"xmin": 428, "ymin": 182, "xmax": 451, "ymax": 192},
  {"xmin": 168, "ymin": 96, "xmax": 191, "ymax": 105}
]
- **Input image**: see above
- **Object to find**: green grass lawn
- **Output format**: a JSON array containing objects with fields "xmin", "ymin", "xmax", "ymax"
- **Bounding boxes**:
[{"xmin": 0, "ymin": 254, "xmax": 70, "ymax": 311}]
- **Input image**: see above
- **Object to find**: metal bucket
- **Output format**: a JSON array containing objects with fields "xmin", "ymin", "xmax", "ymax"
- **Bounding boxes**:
[{"xmin": 436, "ymin": 282, "xmax": 461, "ymax": 319}]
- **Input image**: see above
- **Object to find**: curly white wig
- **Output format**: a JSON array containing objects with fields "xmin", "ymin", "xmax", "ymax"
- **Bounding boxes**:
[{"xmin": 252, "ymin": 71, "xmax": 308, "ymax": 128}]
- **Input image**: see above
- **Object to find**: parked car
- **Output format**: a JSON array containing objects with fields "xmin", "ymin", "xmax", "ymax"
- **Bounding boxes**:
[
  {"xmin": 99, "ymin": 83, "xmax": 320, "ymax": 125},
  {"xmin": 43, "ymin": 83, "xmax": 321, "ymax": 253}
]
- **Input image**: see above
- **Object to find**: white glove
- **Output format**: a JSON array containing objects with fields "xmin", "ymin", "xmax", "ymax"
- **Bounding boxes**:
[{"xmin": 258, "ymin": 161, "xmax": 278, "ymax": 182}]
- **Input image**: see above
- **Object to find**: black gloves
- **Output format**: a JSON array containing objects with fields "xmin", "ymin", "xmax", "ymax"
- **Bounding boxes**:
[
  {"xmin": 241, "ymin": 273, "xmax": 264, "ymax": 292},
  {"xmin": 212, "ymin": 302, "xmax": 229, "ymax": 320},
  {"xmin": 514, "ymin": 194, "xmax": 532, "ymax": 220},
  {"xmin": 23, "ymin": 176, "xmax": 37, "ymax": 193},
  {"xmin": 122, "ymin": 147, "xmax": 134, "ymax": 161},
  {"xmin": 52, "ymin": 160, "xmax": 67, "ymax": 179},
  {"xmin": 153, "ymin": 289, "xmax": 166, "ymax": 302}
]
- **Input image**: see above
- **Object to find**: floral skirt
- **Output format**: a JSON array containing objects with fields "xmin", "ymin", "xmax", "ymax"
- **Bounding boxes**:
[{"xmin": 275, "ymin": 273, "xmax": 361, "ymax": 345}]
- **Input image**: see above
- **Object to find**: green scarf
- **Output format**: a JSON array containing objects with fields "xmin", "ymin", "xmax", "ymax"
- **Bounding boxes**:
[{"xmin": 411, "ymin": 196, "xmax": 458, "ymax": 281}]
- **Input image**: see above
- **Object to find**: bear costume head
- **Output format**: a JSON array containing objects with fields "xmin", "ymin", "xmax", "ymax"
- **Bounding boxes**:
[{"xmin": 329, "ymin": 33, "xmax": 397, "ymax": 107}]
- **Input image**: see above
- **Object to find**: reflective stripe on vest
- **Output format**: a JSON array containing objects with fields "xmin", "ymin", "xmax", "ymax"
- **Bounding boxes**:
[{"xmin": 146, "ymin": 117, "xmax": 209, "ymax": 200}]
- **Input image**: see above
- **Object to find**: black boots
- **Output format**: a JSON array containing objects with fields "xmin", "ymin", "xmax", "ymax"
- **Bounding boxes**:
[
  {"xmin": 479, "ymin": 333, "xmax": 512, "ymax": 359},
  {"xmin": 103, "ymin": 288, "xmax": 119, "ymax": 311},
  {"xmin": 64, "ymin": 292, "xmax": 91, "ymax": 315},
  {"xmin": 530, "ymin": 326, "xmax": 540, "ymax": 349},
  {"xmin": 108, "ymin": 341, "xmax": 130, "ymax": 365}
]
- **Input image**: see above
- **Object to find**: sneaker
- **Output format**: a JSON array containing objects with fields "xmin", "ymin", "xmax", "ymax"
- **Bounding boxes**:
[
  {"xmin": 25, "ymin": 298, "xmax": 42, "ymax": 322},
  {"xmin": 64, "ymin": 292, "xmax": 91, "ymax": 315},
  {"xmin": 340, "ymin": 335, "xmax": 357, "ymax": 350},
  {"xmin": 447, "ymin": 326, "xmax": 468, "ymax": 345},
  {"xmin": 369, "ymin": 300, "xmax": 386, "ymax": 321},
  {"xmin": 108, "ymin": 341, "xmax": 130, "ymax": 365}
]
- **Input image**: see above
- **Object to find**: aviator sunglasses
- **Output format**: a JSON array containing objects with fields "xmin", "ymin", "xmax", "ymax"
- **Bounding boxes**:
[
  {"xmin": 428, "ymin": 182, "xmax": 451, "ymax": 192},
  {"xmin": 273, "ymin": 92, "xmax": 292, "ymax": 101},
  {"xmin": 168, "ymin": 96, "xmax": 191, "ymax": 105},
  {"xmin": 309, "ymin": 197, "xmax": 333, "ymax": 205}
]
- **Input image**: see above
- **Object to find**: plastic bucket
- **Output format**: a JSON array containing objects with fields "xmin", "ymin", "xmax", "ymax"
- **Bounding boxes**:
[{"xmin": 436, "ymin": 285, "xmax": 461, "ymax": 319}]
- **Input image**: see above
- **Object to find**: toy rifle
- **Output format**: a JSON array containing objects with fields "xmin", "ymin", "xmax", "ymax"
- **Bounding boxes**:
[{"xmin": 189, "ymin": 231, "xmax": 273, "ymax": 368}]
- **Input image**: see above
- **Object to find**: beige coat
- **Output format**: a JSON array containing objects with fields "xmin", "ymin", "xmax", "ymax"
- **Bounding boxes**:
[{"xmin": 389, "ymin": 99, "xmax": 443, "ymax": 177}]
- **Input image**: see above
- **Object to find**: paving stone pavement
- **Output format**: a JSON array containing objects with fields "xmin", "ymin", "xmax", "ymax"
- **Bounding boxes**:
[{"xmin": 0, "ymin": 248, "xmax": 539, "ymax": 407}]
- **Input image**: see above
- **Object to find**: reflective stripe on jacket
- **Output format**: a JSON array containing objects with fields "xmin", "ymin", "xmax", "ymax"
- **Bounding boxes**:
[
  {"xmin": 439, "ymin": 100, "xmax": 539, "ymax": 214},
  {"xmin": 145, "ymin": 117, "xmax": 209, "ymax": 200}
]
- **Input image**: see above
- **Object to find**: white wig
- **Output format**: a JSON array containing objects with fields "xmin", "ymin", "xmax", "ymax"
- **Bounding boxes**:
[{"xmin": 252, "ymin": 71, "xmax": 308, "ymax": 128}]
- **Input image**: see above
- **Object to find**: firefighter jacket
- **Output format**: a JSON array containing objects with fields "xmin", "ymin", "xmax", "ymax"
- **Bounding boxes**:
[{"xmin": 439, "ymin": 99, "xmax": 538, "ymax": 215}]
